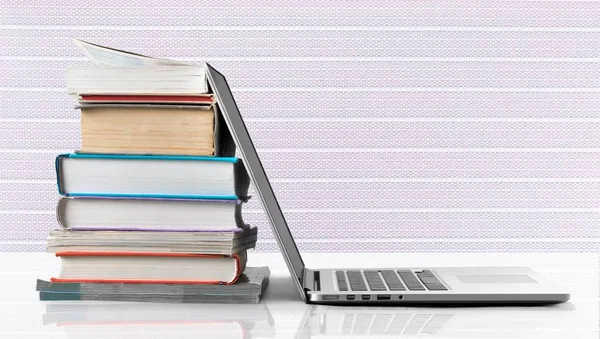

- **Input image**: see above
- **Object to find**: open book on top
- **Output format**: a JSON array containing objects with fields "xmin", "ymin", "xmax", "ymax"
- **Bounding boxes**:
[{"xmin": 68, "ymin": 40, "xmax": 208, "ymax": 96}]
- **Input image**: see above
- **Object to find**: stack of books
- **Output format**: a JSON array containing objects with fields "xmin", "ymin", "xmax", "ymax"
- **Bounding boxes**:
[{"xmin": 38, "ymin": 40, "xmax": 268, "ymax": 303}]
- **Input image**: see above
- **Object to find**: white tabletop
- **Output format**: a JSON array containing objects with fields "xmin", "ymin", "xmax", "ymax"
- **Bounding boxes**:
[{"xmin": 1, "ymin": 252, "xmax": 598, "ymax": 338}]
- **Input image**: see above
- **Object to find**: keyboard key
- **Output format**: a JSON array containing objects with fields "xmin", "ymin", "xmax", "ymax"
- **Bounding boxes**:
[
  {"xmin": 381, "ymin": 270, "xmax": 406, "ymax": 291},
  {"xmin": 336, "ymin": 270, "xmax": 348, "ymax": 291},
  {"xmin": 424, "ymin": 285, "xmax": 447, "ymax": 291},
  {"xmin": 364, "ymin": 271, "xmax": 387, "ymax": 291},
  {"xmin": 419, "ymin": 276, "xmax": 441, "ymax": 284},
  {"xmin": 397, "ymin": 270, "xmax": 426, "ymax": 291},
  {"xmin": 416, "ymin": 271, "xmax": 448, "ymax": 291},
  {"xmin": 347, "ymin": 270, "xmax": 367, "ymax": 291}
]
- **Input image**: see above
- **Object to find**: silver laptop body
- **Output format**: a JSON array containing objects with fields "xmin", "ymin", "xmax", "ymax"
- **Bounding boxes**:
[{"xmin": 205, "ymin": 63, "xmax": 570, "ymax": 306}]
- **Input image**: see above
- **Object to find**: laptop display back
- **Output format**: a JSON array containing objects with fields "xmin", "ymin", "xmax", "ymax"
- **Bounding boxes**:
[{"xmin": 205, "ymin": 63, "xmax": 307, "ymax": 299}]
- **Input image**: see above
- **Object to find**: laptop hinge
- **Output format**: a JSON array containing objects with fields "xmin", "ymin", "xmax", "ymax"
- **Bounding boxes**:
[{"xmin": 303, "ymin": 268, "xmax": 319, "ymax": 292}]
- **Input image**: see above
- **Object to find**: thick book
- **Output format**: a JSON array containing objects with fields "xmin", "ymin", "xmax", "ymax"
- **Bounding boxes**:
[
  {"xmin": 66, "ymin": 65, "xmax": 208, "ymax": 95},
  {"xmin": 78, "ymin": 104, "xmax": 234, "ymax": 156},
  {"xmin": 51, "ymin": 251, "xmax": 247, "ymax": 285},
  {"xmin": 37, "ymin": 266, "xmax": 270, "ymax": 304},
  {"xmin": 56, "ymin": 197, "xmax": 246, "ymax": 232},
  {"xmin": 55, "ymin": 154, "xmax": 250, "ymax": 199},
  {"xmin": 47, "ymin": 226, "xmax": 258, "ymax": 255}
]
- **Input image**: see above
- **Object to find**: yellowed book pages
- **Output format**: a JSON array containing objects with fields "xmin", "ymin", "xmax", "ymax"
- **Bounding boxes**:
[{"xmin": 80, "ymin": 105, "xmax": 215, "ymax": 155}]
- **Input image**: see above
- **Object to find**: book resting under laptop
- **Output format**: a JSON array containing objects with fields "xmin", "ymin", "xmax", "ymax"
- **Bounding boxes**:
[{"xmin": 205, "ymin": 63, "xmax": 571, "ymax": 305}]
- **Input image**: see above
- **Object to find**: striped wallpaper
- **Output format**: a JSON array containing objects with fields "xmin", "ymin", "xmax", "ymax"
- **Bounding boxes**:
[{"xmin": 1, "ymin": 0, "xmax": 600, "ymax": 252}]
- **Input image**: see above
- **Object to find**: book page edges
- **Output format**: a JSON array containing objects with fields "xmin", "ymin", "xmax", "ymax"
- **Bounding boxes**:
[{"xmin": 73, "ymin": 39, "xmax": 188, "ymax": 67}]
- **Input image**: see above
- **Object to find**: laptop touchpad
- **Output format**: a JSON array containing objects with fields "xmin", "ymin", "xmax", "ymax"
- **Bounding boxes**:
[{"xmin": 457, "ymin": 275, "xmax": 536, "ymax": 283}]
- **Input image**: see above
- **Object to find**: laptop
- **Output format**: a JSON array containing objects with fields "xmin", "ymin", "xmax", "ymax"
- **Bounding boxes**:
[{"xmin": 204, "ymin": 63, "xmax": 570, "ymax": 305}]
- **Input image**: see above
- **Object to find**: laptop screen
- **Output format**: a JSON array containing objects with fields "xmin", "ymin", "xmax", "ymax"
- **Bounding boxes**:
[{"xmin": 205, "ymin": 63, "xmax": 307, "ymax": 296}]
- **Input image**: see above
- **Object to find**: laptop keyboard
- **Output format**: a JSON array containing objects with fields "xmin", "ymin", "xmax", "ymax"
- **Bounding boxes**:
[
  {"xmin": 336, "ymin": 270, "xmax": 447, "ymax": 292},
  {"xmin": 346, "ymin": 271, "xmax": 367, "ymax": 291},
  {"xmin": 381, "ymin": 270, "xmax": 407, "ymax": 291},
  {"xmin": 397, "ymin": 270, "xmax": 426, "ymax": 291},
  {"xmin": 415, "ymin": 270, "xmax": 448, "ymax": 290},
  {"xmin": 335, "ymin": 271, "xmax": 349, "ymax": 291}
]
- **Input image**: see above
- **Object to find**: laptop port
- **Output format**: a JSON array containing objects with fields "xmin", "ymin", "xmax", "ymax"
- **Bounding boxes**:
[
  {"xmin": 361, "ymin": 295, "xmax": 371, "ymax": 300},
  {"xmin": 377, "ymin": 294, "xmax": 391, "ymax": 300},
  {"xmin": 346, "ymin": 295, "xmax": 355, "ymax": 300},
  {"xmin": 398, "ymin": 295, "xmax": 404, "ymax": 300},
  {"xmin": 322, "ymin": 295, "xmax": 340, "ymax": 301}
]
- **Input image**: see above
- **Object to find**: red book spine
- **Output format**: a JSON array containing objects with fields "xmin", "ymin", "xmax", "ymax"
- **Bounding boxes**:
[{"xmin": 80, "ymin": 94, "xmax": 214, "ymax": 103}]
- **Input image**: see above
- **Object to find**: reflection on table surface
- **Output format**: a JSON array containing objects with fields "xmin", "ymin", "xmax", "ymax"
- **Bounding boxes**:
[
  {"xmin": 294, "ymin": 302, "xmax": 596, "ymax": 338},
  {"xmin": 42, "ymin": 302, "xmax": 275, "ymax": 339},
  {"xmin": 41, "ymin": 300, "xmax": 595, "ymax": 339}
]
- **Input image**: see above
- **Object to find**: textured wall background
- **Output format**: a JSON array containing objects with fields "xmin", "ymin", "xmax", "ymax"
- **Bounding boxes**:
[{"xmin": 2, "ymin": 0, "xmax": 600, "ymax": 252}]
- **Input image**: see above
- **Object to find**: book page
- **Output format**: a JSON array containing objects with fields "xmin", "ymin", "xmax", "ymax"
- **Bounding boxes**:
[{"xmin": 73, "ymin": 39, "xmax": 187, "ymax": 67}]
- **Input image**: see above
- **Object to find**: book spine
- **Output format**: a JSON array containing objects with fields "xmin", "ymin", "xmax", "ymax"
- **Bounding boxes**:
[
  {"xmin": 234, "ymin": 251, "xmax": 247, "ymax": 284},
  {"xmin": 214, "ymin": 105, "xmax": 236, "ymax": 157},
  {"xmin": 233, "ymin": 160, "xmax": 250, "ymax": 199},
  {"xmin": 55, "ymin": 154, "xmax": 69, "ymax": 196}
]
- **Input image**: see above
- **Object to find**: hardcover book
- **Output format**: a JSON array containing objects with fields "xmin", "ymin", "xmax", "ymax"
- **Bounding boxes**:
[
  {"xmin": 66, "ymin": 65, "xmax": 209, "ymax": 95},
  {"xmin": 50, "ymin": 251, "xmax": 247, "ymax": 285},
  {"xmin": 56, "ymin": 197, "xmax": 247, "ymax": 232},
  {"xmin": 55, "ymin": 154, "xmax": 250, "ymax": 200}
]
